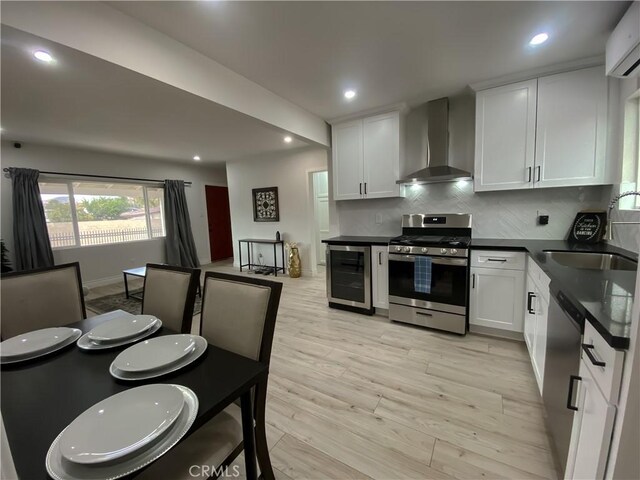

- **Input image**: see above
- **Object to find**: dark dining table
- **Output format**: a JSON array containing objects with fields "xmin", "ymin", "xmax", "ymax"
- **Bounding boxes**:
[{"xmin": 1, "ymin": 310, "xmax": 269, "ymax": 480}]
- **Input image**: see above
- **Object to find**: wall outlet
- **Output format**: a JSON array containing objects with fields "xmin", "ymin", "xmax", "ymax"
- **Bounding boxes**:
[
  {"xmin": 537, "ymin": 210, "xmax": 550, "ymax": 226},
  {"xmin": 375, "ymin": 213, "xmax": 383, "ymax": 224}
]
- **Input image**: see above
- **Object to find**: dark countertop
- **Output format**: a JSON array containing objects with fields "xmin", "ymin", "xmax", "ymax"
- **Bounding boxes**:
[
  {"xmin": 471, "ymin": 239, "xmax": 638, "ymax": 349},
  {"xmin": 322, "ymin": 236, "xmax": 395, "ymax": 246}
]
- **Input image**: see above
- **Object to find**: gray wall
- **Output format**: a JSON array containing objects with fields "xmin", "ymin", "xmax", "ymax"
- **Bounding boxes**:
[{"xmin": 0, "ymin": 141, "xmax": 227, "ymax": 284}]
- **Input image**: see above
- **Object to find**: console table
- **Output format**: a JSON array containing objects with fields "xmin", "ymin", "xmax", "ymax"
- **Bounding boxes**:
[{"xmin": 238, "ymin": 239, "xmax": 286, "ymax": 277}]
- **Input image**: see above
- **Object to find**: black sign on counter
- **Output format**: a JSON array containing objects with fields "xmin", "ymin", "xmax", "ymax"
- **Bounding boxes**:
[{"xmin": 568, "ymin": 210, "xmax": 607, "ymax": 243}]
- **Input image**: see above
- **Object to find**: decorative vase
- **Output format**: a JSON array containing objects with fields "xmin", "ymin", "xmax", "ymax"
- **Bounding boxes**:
[{"xmin": 288, "ymin": 247, "xmax": 301, "ymax": 278}]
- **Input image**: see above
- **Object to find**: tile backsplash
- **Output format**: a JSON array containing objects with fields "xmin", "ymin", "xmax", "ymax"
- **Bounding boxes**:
[{"xmin": 337, "ymin": 181, "xmax": 611, "ymax": 241}]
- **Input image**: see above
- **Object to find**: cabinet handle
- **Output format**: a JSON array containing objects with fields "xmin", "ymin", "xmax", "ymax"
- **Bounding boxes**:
[
  {"xmin": 527, "ymin": 167, "xmax": 532, "ymax": 183},
  {"xmin": 416, "ymin": 311, "xmax": 433, "ymax": 317},
  {"xmin": 536, "ymin": 166, "xmax": 541, "ymax": 182},
  {"xmin": 359, "ymin": 183, "xmax": 362, "ymax": 195},
  {"xmin": 582, "ymin": 344, "xmax": 606, "ymax": 367},
  {"xmin": 566, "ymin": 375, "xmax": 582, "ymax": 411},
  {"xmin": 487, "ymin": 258, "xmax": 508, "ymax": 263},
  {"xmin": 527, "ymin": 292, "xmax": 536, "ymax": 314},
  {"xmin": 471, "ymin": 273, "xmax": 475, "ymax": 289},
  {"xmin": 378, "ymin": 251, "xmax": 382, "ymax": 265},
  {"xmin": 364, "ymin": 183, "xmax": 367, "ymax": 195}
]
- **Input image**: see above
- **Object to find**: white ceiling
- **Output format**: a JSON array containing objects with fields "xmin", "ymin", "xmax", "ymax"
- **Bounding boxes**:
[
  {"xmin": 111, "ymin": 1, "xmax": 630, "ymax": 119},
  {"xmin": 0, "ymin": 26, "xmax": 310, "ymax": 164}
]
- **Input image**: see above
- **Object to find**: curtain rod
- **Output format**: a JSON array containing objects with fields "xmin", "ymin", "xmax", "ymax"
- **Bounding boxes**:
[{"xmin": 2, "ymin": 168, "xmax": 192, "ymax": 186}]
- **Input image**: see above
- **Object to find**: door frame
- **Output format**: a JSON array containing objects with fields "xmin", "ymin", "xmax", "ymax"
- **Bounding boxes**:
[{"xmin": 306, "ymin": 168, "xmax": 329, "ymax": 275}]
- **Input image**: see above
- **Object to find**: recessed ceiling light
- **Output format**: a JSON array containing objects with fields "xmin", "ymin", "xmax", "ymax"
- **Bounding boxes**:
[
  {"xmin": 33, "ymin": 50, "xmax": 54, "ymax": 63},
  {"xmin": 344, "ymin": 90, "xmax": 357, "ymax": 100},
  {"xmin": 284, "ymin": 136, "xmax": 293, "ymax": 143},
  {"xmin": 529, "ymin": 33, "xmax": 549, "ymax": 46},
  {"xmin": 193, "ymin": 155, "xmax": 201, "ymax": 161}
]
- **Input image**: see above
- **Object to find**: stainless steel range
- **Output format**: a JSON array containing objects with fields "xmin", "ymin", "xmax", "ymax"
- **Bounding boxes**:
[{"xmin": 388, "ymin": 214, "xmax": 472, "ymax": 334}]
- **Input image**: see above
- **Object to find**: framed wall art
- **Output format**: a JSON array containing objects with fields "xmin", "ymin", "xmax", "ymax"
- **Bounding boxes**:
[{"xmin": 252, "ymin": 186, "xmax": 280, "ymax": 222}]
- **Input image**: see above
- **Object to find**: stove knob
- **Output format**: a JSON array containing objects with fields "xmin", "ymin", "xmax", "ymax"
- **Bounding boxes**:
[
  {"xmin": 450, "ymin": 248, "xmax": 458, "ymax": 255},
  {"xmin": 395, "ymin": 246, "xmax": 402, "ymax": 252},
  {"xmin": 421, "ymin": 247, "xmax": 428, "ymax": 253},
  {"xmin": 440, "ymin": 248, "xmax": 447, "ymax": 255},
  {"xmin": 403, "ymin": 247, "xmax": 411, "ymax": 253}
]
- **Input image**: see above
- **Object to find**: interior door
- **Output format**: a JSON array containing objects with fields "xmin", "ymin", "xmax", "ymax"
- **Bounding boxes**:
[
  {"xmin": 313, "ymin": 171, "xmax": 330, "ymax": 265},
  {"xmin": 205, "ymin": 186, "xmax": 233, "ymax": 262}
]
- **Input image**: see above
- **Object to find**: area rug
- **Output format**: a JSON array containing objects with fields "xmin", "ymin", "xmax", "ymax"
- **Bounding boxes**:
[{"xmin": 87, "ymin": 289, "xmax": 202, "ymax": 316}]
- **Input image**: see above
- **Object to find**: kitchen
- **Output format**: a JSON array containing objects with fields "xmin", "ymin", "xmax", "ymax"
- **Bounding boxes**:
[
  {"xmin": 1, "ymin": 1, "xmax": 639, "ymax": 479},
  {"xmin": 323, "ymin": 3, "xmax": 640, "ymax": 479}
]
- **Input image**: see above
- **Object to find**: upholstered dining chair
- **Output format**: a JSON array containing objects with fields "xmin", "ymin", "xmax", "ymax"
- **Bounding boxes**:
[
  {"xmin": 1, "ymin": 262, "xmax": 86, "ymax": 340},
  {"xmin": 138, "ymin": 271, "xmax": 282, "ymax": 480},
  {"xmin": 141, "ymin": 263, "xmax": 201, "ymax": 334}
]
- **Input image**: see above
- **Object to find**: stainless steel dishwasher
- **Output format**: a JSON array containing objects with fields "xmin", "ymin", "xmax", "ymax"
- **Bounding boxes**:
[{"xmin": 543, "ymin": 287, "xmax": 583, "ymax": 477}]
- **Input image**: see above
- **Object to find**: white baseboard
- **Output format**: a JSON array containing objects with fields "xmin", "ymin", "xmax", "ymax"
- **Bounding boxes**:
[{"xmin": 83, "ymin": 274, "xmax": 124, "ymax": 289}]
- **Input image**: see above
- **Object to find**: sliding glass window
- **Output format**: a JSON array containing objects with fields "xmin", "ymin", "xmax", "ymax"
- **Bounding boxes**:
[{"xmin": 40, "ymin": 180, "xmax": 166, "ymax": 249}]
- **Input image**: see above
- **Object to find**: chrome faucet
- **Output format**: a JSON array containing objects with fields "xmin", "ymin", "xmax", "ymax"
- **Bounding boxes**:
[{"xmin": 604, "ymin": 191, "xmax": 640, "ymax": 241}]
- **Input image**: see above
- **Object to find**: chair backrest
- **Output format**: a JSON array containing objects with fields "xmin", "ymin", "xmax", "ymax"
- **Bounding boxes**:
[
  {"xmin": 199, "ymin": 272, "xmax": 282, "ymax": 366},
  {"xmin": 141, "ymin": 264, "xmax": 200, "ymax": 334},
  {"xmin": 1, "ymin": 262, "xmax": 86, "ymax": 339}
]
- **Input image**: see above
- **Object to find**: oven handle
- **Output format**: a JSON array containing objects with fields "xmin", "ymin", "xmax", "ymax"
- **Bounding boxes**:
[{"xmin": 388, "ymin": 253, "xmax": 468, "ymax": 266}]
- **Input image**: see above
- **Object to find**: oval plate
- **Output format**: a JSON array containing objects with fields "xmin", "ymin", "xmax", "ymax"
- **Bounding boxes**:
[
  {"xmin": 59, "ymin": 384, "xmax": 184, "ymax": 465},
  {"xmin": 87, "ymin": 315, "xmax": 158, "ymax": 344},
  {"xmin": 110, "ymin": 336, "xmax": 207, "ymax": 382},
  {"xmin": 113, "ymin": 335, "xmax": 197, "ymax": 373},
  {"xmin": 77, "ymin": 320, "xmax": 162, "ymax": 351},
  {"xmin": 1, "ymin": 328, "xmax": 82, "ymax": 365},
  {"xmin": 46, "ymin": 385, "xmax": 198, "ymax": 480}
]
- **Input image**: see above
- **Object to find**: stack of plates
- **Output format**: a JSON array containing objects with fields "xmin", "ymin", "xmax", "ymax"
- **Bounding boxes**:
[
  {"xmin": 46, "ymin": 384, "xmax": 198, "ymax": 480},
  {"xmin": 110, "ymin": 335, "xmax": 208, "ymax": 381},
  {"xmin": 0, "ymin": 327, "xmax": 82, "ymax": 365},
  {"xmin": 77, "ymin": 315, "xmax": 161, "ymax": 350}
]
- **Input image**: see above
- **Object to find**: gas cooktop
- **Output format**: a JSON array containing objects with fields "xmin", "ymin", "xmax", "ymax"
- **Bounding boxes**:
[{"xmin": 389, "ymin": 234, "xmax": 471, "ymax": 248}]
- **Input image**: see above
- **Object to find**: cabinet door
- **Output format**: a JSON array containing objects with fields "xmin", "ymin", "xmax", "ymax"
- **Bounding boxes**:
[
  {"xmin": 371, "ymin": 246, "xmax": 389, "ymax": 309},
  {"xmin": 524, "ymin": 273, "xmax": 537, "ymax": 355},
  {"xmin": 363, "ymin": 112, "xmax": 401, "ymax": 198},
  {"xmin": 469, "ymin": 267, "xmax": 525, "ymax": 332},
  {"xmin": 332, "ymin": 120, "xmax": 364, "ymax": 200},
  {"xmin": 532, "ymin": 294, "xmax": 548, "ymax": 395},
  {"xmin": 474, "ymin": 80, "xmax": 537, "ymax": 192},
  {"xmin": 566, "ymin": 360, "xmax": 616, "ymax": 480},
  {"xmin": 535, "ymin": 67, "xmax": 608, "ymax": 188}
]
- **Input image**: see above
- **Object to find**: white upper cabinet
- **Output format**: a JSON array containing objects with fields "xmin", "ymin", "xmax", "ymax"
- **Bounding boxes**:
[
  {"xmin": 332, "ymin": 110, "xmax": 403, "ymax": 200},
  {"xmin": 535, "ymin": 67, "xmax": 608, "ymax": 187},
  {"xmin": 363, "ymin": 112, "xmax": 401, "ymax": 198},
  {"xmin": 332, "ymin": 120, "xmax": 364, "ymax": 200},
  {"xmin": 474, "ymin": 66, "xmax": 611, "ymax": 192},
  {"xmin": 474, "ymin": 79, "xmax": 537, "ymax": 192}
]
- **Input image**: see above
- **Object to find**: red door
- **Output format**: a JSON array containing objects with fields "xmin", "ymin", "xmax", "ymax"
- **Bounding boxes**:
[{"xmin": 205, "ymin": 186, "xmax": 233, "ymax": 261}]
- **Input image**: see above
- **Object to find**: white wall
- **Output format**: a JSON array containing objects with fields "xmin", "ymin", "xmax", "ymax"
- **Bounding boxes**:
[
  {"xmin": 0, "ymin": 141, "xmax": 227, "ymax": 284},
  {"xmin": 226, "ymin": 147, "xmax": 333, "ymax": 275}
]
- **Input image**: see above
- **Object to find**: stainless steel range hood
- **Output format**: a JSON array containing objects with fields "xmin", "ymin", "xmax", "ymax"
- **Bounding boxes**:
[{"xmin": 398, "ymin": 97, "xmax": 473, "ymax": 185}]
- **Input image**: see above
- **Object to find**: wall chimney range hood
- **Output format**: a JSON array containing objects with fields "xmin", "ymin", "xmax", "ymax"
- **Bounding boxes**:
[{"xmin": 398, "ymin": 97, "xmax": 473, "ymax": 185}]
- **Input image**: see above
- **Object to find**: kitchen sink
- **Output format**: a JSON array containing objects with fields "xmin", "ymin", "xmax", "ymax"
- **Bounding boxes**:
[{"xmin": 542, "ymin": 251, "xmax": 638, "ymax": 271}]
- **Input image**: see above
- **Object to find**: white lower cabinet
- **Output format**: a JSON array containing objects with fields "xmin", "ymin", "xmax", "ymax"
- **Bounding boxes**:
[
  {"xmin": 371, "ymin": 246, "xmax": 389, "ymax": 310},
  {"xmin": 565, "ymin": 359, "xmax": 617, "ymax": 480},
  {"xmin": 469, "ymin": 262, "xmax": 525, "ymax": 332}
]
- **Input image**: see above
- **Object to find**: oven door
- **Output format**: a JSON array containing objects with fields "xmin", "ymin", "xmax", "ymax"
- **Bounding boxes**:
[{"xmin": 388, "ymin": 253, "xmax": 468, "ymax": 314}]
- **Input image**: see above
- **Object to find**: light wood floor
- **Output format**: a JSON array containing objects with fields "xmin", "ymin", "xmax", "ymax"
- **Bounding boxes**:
[{"xmin": 87, "ymin": 261, "xmax": 557, "ymax": 480}]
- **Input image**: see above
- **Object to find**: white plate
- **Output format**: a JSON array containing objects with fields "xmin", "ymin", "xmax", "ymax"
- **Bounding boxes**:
[
  {"xmin": 87, "ymin": 315, "xmax": 158, "ymax": 344},
  {"xmin": 59, "ymin": 384, "xmax": 184, "ymax": 465},
  {"xmin": 110, "ymin": 336, "xmax": 207, "ymax": 381},
  {"xmin": 46, "ymin": 385, "xmax": 198, "ymax": 480},
  {"xmin": 77, "ymin": 320, "xmax": 162, "ymax": 351},
  {"xmin": 1, "ymin": 328, "xmax": 82, "ymax": 365},
  {"xmin": 113, "ymin": 335, "xmax": 197, "ymax": 373}
]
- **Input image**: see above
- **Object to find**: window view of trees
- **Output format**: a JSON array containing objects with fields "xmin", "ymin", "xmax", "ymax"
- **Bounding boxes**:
[{"xmin": 40, "ymin": 181, "xmax": 165, "ymax": 248}]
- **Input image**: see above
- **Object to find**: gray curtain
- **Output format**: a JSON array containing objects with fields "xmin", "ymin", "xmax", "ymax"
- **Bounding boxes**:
[
  {"xmin": 8, "ymin": 168, "xmax": 54, "ymax": 271},
  {"xmin": 164, "ymin": 180, "xmax": 200, "ymax": 268}
]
